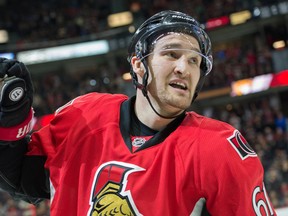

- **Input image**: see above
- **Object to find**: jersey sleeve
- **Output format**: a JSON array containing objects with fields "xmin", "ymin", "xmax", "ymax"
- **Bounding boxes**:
[
  {"xmin": 195, "ymin": 118, "xmax": 277, "ymax": 216},
  {"xmin": 0, "ymin": 93, "xmax": 98, "ymax": 203}
]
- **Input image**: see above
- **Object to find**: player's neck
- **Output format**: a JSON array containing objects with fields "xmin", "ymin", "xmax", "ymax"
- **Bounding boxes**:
[{"xmin": 134, "ymin": 93, "xmax": 176, "ymax": 131}]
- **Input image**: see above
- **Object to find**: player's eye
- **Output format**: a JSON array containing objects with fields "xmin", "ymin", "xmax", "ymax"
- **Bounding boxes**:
[
  {"xmin": 163, "ymin": 50, "xmax": 179, "ymax": 59},
  {"xmin": 189, "ymin": 57, "xmax": 199, "ymax": 65},
  {"xmin": 188, "ymin": 52, "xmax": 202, "ymax": 67}
]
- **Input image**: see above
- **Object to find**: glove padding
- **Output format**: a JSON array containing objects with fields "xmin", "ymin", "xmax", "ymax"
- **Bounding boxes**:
[{"xmin": 0, "ymin": 58, "xmax": 34, "ymax": 127}]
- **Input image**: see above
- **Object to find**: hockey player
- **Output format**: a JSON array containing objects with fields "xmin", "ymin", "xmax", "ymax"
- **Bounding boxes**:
[{"xmin": 0, "ymin": 10, "xmax": 277, "ymax": 215}]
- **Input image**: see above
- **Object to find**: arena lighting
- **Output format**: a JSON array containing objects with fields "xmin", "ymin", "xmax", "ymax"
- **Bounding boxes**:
[
  {"xmin": 252, "ymin": 1, "xmax": 288, "ymax": 18},
  {"xmin": 231, "ymin": 74, "xmax": 274, "ymax": 96},
  {"xmin": 231, "ymin": 71, "xmax": 288, "ymax": 97},
  {"xmin": 205, "ymin": 16, "xmax": 230, "ymax": 30},
  {"xmin": 107, "ymin": 11, "xmax": 133, "ymax": 28},
  {"xmin": 0, "ymin": 30, "xmax": 8, "ymax": 43},
  {"xmin": 270, "ymin": 70, "xmax": 288, "ymax": 87},
  {"xmin": 278, "ymin": 1, "xmax": 288, "ymax": 14},
  {"xmin": 0, "ymin": 52, "xmax": 14, "ymax": 59},
  {"xmin": 16, "ymin": 40, "xmax": 109, "ymax": 65},
  {"xmin": 230, "ymin": 10, "xmax": 252, "ymax": 25},
  {"xmin": 122, "ymin": 72, "xmax": 132, "ymax": 81},
  {"xmin": 253, "ymin": 7, "xmax": 261, "ymax": 17},
  {"xmin": 273, "ymin": 40, "xmax": 286, "ymax": 49},
  {"xmin": 128, "ymin": 25, "xmax": 136, "ymax": 33}
]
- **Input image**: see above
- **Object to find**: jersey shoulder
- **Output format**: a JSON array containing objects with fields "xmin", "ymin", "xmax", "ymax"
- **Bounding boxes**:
[
  {"xmin": 50, "ymin": 92, "xmax": 129, "ymax": 133},
  {"xmin": 183, "ymin": 112, "xmax": 259, "ymax": 162},
  {"xmin": 55, "ymin": 92, "xmax": 128, "ymax": 115},
  {"xmin": 29, "ymin": 93, "xmax": 128, "ymax": 156},
  {"xmin": 183, "ymin": 111, "xmax": 236, "ymax": 144},
  {"xmin": 185, "ymin": 111, "xmax": 235, "ymax": 132}
]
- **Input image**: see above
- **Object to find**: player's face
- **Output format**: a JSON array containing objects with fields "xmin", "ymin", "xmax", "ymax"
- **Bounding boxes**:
[{"xmin": 146, "ymin": 33, "xmax": 202, "ymax": 112}]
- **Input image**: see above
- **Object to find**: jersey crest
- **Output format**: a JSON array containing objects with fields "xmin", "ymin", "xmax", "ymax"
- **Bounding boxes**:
[
  {"xmin": 87, "ymin": 161, "xmax": 145, "ymax": 216},
  {"xmin": 227, "ymin": 130, "xmax": 257, "ymax": 160}
]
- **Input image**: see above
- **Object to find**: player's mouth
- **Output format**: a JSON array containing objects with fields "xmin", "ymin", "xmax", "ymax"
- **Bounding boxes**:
[{"xmin": 169, "ymin": 81, "xmax": 188, "ymax": 91}]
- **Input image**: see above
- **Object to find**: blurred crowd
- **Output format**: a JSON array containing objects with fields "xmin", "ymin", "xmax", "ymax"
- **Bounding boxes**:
[
  {"xmin": 0, "ymin": 0, "xmax": 288, "ymax": 215},
  {"xmin": 203, "ymin": 36, "xmax": 274, "ymax": 90},
  {"xmin": 203, "ymin": 95, "xmax": 288, "ymax": 208},
  {"xmin": 0, "ymin": 0, "xmax": 285, "ymax": 46}
]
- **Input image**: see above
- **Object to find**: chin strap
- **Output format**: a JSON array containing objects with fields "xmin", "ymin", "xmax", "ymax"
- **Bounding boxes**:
[
  {"xmin": 192, "ymin": 74, "xmax": 206, "ymax": 102},
  {"xmin": 144, "ymin": 92, "xmax": 185, "ymax": 119}
]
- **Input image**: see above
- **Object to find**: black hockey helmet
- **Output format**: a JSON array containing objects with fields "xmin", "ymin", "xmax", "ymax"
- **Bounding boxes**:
[
  {"xmin": 128, "ymin": 10, "xmax": 213, "ymax": 116},
  {"xmin": 128, "ymin": 10, "xmax": 213, "ymax": 76}
]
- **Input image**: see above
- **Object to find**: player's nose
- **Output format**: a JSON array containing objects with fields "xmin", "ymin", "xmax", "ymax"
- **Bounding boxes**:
[{"xmin": 173, "ymin": 56, "xmax": 190, "ymax": 77}]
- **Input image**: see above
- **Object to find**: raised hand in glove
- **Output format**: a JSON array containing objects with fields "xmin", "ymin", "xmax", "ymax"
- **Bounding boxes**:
[{"xmin": 0, "ymin": 58, "xmax": 34, "ymax": 140}]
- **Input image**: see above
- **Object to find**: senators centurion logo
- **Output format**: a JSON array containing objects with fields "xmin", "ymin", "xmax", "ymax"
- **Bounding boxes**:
[
  {"xmin": 87, "ymin": 161, "xmax": 145, "ymax": 216},
  {"xmin": 227, "ymin": 130, "xmax": 257, "ymax": 160}
]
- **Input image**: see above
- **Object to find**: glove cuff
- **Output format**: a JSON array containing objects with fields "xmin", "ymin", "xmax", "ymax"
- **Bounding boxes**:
[{"xmin": 0, "ymin": 108, "xmax": 34, "ymax": 141}]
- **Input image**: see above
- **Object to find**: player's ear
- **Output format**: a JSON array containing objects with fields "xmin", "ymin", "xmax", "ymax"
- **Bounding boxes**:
[{"xmin": 131, "ymin": 56, "xmax": 144, "ymax": 77}]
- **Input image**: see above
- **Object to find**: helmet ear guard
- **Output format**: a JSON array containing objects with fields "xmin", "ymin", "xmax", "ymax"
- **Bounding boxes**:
[
  {"xmin": 129, "ymin": 67, "xmax": 148, "ymax": 97},
  {"xmin": 129, "ymin": 52, "xmax": 149, "ymax": 97}
]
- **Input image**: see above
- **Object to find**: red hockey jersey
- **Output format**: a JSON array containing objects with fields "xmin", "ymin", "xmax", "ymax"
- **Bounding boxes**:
[{"xmin": 27, "ymin": 93, "xmax": 276, "ymax": 215}]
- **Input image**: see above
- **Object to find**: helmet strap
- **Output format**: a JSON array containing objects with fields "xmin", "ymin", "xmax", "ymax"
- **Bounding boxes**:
[{"xmin": 192, "ymin": 75, "xmax": 206, "ymax": 102}]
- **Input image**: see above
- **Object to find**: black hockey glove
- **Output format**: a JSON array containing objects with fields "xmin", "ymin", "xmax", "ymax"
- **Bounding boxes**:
[{"xmin": 0, "ymin": 58, "xmax": 34, "ymax": 127}]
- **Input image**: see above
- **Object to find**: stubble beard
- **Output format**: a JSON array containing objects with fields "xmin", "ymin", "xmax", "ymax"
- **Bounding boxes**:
[{"xmin": 155, "ymin": 87, "xmax": 192, "ymax": 112}]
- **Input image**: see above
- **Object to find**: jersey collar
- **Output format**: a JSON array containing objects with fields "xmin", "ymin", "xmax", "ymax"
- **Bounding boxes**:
[{"xmin": 120, "ymin": 96, "xmax": 186, "ymax": 152}]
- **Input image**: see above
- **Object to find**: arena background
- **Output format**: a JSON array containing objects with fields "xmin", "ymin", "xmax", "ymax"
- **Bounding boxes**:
[{"xmin": 0, "ymin": 0, "xmax": 288, "ymax": 215}]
